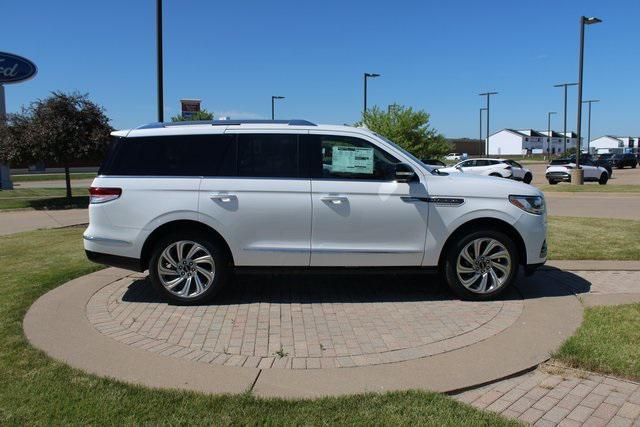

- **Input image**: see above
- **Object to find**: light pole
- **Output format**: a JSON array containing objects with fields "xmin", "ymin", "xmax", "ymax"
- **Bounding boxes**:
[
  {"xmin": 156, "ymin": 0, "xmax": 164, "ymax": 122},
  {"xmin": 363, "ymin": 73, "xmax": 380, "ymax": 113},
  {"xmin": 479, "ymin": 92, "xmax": 498, "ymax": 156},
  {"xmin": 271, "ymin": 96, "xmax": 284, "ymax": 120},
  {"xmin": 547, "ymin": 112, "xmax": 557, "ymax": 157},
  {"xmin": 554, "ymin": 82, "xmax": 577, "ymax": 154},
  {"xmin": 574, "ymin": 16, "xmax": 602, "ymax": 182},
  {"xmin": 582, "ymin": 100, "xmax": 600, "ymax": 153},
  {"xmin": 479, "ymin": 107, "xmax": 487, "ymax": 146}
]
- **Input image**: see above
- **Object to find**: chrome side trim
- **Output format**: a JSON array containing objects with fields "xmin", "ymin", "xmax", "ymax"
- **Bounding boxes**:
[
  {"xmin": 83, "ymin": 235, "xmax": 132, "ymax": 247},
  {"xmin": 311, "ymin": 248, "xmax": 422, "ymax": 254},
  {"xmin": 244, "ymin": 247, "xmax": 309, "ymax": 253}
]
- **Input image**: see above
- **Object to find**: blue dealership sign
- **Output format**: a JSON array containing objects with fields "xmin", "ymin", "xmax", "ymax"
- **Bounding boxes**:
[{"xmin": 0, "ymin": 52, "xmax": 37, "ymax": 84}]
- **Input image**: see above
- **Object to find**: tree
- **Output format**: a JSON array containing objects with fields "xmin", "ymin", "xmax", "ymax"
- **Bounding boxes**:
[
  {"xmin": 357, "ymin": 104, "xmax": 451, "ymax": 159},
  {"xmin": 2, "ymin": 92, "xmax": 112, "ymax": 199},
  {"xmin": 170, "ymin": 109, "xmax": 214, "ymax": 122}
]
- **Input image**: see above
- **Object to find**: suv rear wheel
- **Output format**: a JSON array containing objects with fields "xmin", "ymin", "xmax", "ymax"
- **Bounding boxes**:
[
  {"xmin": 149, "ymin": 233, "xmax": 229, "ymax": 304},
  {"xmin": 523, "ymin": 172, "xmax": 532, "ymax": 184},
  {"xmin": 444, "ymin": 229, "xmax": 518, "ymax": 300}
]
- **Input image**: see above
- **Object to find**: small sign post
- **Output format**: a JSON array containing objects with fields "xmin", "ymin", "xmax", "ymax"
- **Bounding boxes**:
[{"xmin": 0, "ymin": 52, "xmax": 38, "ymax": 190}]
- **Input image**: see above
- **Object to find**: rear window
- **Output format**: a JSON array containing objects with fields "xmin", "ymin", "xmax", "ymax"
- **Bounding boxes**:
[
  {"xmin": 237, "ymin": 134, "xmax": 299, "ymax": 178},
  {"xmin": 99, "ymin": 134, "xmax": 236, "ymax": 176}
]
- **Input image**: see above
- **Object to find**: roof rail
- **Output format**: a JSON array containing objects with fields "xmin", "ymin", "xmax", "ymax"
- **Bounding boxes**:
[{"xmin": 137, "ymin": 119, "xmax": 316, "ymax": 129}]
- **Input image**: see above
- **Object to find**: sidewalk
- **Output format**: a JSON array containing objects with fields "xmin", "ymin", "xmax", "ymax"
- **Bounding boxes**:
[{"xmin": 0, "ymin": 209, "xmax": 88, "ymax": 236}]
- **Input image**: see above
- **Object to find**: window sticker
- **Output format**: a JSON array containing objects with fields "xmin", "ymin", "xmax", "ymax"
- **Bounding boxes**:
[{"xmin": 331, "ymin": 146, "xmax": 374, "ymax": 174}]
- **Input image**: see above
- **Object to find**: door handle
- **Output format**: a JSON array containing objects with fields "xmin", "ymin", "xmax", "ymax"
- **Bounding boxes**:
[
  {"xmin": 209, "ymin": 193, "xmax": 237, "ymax": 203},
  {"xmin": 321, "ymin": 195, "xmax": 348, "ymax": 205}
]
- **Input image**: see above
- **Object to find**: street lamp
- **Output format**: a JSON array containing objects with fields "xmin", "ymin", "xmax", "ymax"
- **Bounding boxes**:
[
  {"xmin": 574, "ymin": 16, "xmax": 602, "ymax": 181},
  {"xmin": 363, "ymin": 73, "xmax": 380, "ymax": 113},
  {"xmin": 156, "ymin": 0, "xmax": 164, "ymax": 122},
  {"xmin": 479, "ymin": 107, "xmax": 487, "ymax": 142},
  {"xmin": 582, "ymin": 100, "xmax": 600, "ymax": 153},
  {"xmin": 547, "ymin": 112, "xmax": 557, "ymax": 156},
  {"xmin": 271, "ymin": 96, "xmax": 284, "ymax": 120},
  {"xmin": 554, "ymin": 82, "xmax": 577, "ymax": 154},
  {"xmin": 479, "ymin": 92, "xmax": 498, "ymax": 156}
]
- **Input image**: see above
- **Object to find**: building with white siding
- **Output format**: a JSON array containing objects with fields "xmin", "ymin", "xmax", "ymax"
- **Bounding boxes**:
[
  {"xmin": 487, "ymin": 129, "xmax": 578, "ymax": 155},
  {"xmin": 589, "ymin": 136, "xmax": 638, "ymax": 153}
]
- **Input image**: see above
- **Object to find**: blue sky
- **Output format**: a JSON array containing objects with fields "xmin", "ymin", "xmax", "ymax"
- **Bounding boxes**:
[{"xmin": 3, "ymin": 0, "xmax": 639, "ymax": 138}]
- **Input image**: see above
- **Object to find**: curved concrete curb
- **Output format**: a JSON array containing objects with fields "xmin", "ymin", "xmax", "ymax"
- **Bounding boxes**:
[{"xmin": 24, "ymin": 268, "xmax": 584, "ymax": 398}]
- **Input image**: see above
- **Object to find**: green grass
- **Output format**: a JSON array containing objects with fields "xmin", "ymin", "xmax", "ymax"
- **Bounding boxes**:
[
  {"xmin": 0, "ymin": 188, "xmax": 89, "ymax": 210},
  {"xmin": 541, "ymin": 184, "xmax": 640, "ymax": 193},
  {"xmin": 0, "ymin": 226, "xmax": 514, "ymax": 425},
  {"xmin": 11, "ymin": 172, "xmax": 97, "ymax": 182},
  {"xmin": 547, "ymin": 216, "xmax": 640, "ymax": 260},
  {"xmin": 555, "ymin": 304, "xmax": 640, "ymax": 381}
]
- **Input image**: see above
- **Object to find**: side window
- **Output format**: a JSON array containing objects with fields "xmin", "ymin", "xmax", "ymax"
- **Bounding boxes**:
[
  {"xmin": 101, "ymin": 135, "xmax": 236, "ymax": 176},
  {"xmin": 475, "ymin": 160, "xmax": 490, "ymax": 167},
  {"xmin": 316, "ymin": 135, "xmax": 399, "ymax": 180},
  {"xmin": 460, "ymin": 160, "xmax": 475, "ymax": 167},
  {"xmin": 237, "ymin": 134, "xmax": 298, "ymax": 178}
]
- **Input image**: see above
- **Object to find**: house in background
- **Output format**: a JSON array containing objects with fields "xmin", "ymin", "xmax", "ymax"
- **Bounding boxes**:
[
  {"xmin": 589, "ymin": 136, "xmax": 638, "ymax": 154},
  {"xmin": 488, "ymin": 129, "xmax": 578, "ymax": 155}
]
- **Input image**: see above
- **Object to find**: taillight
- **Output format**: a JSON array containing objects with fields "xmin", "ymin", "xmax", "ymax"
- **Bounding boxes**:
[{"xmin": 89, "ymin": 187, "xmax": 122, "ymax": 204}]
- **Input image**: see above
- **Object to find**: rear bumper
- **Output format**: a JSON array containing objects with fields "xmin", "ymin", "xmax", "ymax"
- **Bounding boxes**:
[
  {"xmin": 546, "ymin": 172, "xmax": 570, "ymax": 182},
  {"xmin": 85, "ymin": 250, "xmax": 144, "ymax": 272}
]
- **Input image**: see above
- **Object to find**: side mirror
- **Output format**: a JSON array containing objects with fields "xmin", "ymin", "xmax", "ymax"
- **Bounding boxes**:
[
  {"xmin": 455, "ymin": 165, "xmax": 463, "ymax": 171},
  {"xmin": 394, "ymin": 163, "xmax": 417, "ymax": 183}
]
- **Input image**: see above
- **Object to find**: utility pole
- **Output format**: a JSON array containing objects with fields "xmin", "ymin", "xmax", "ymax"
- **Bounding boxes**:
[{"xmin": 156, "ymin": 0, "xmax": 164, "ymax": 122}]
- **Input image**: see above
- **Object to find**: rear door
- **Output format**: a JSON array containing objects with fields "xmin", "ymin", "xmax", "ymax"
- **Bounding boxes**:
[{"xmin": 198, "ymin": 131, "xmax": 312, "ymax": 266}]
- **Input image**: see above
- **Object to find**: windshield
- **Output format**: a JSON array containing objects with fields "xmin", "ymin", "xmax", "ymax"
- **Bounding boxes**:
[{"xmin": 373, "ymin": 133, "xmax": 439, "ymax": 173}]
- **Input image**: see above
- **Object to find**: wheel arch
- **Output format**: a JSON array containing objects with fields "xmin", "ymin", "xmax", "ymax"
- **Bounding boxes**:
[
  {"xmin": 140, "ymin": 220, "xmax": 234, "ymax": 271},
  {"xmin": 437, "ymin": 217, "xmax": 527, "ymax": 269}
]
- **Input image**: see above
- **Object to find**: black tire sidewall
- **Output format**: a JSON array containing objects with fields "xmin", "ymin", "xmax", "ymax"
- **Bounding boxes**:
[
  {"xmin": 599, "ymin": 173, "xmax": 608, "ymax": 185},
  {"xmin": 148, "ymin": 232, "xmax": 229, "ymax": 305},
  {"xmin": 444, "ymin": 229, "xmax": 519, "ymax": 301},
  {"xmin": 524, "ymin": 173, "xmax": 532, "ymax": 184}
]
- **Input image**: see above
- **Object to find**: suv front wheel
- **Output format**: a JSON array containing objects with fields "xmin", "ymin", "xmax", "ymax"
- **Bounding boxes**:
[
  {"xmin": 444, "ymin": 229, "xmax": 519, "ymax": 300},
  {"xmin": 149, "ymin": 233, "xmax": 229, "ymax": 304}
]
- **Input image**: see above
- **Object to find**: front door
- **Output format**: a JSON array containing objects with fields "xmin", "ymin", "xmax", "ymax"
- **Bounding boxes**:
[{"xmin": 306, "ymin": 133, "xmax": 429, "ymax": 266}]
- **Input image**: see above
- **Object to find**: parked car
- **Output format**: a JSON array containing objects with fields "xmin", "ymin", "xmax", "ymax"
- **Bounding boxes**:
[
  {"xmin": 439, "ymin": 158, "xmax": 532, "ymax": 183},
  {"xmin": 566, "ymin": 154, "xmax": 612, "ymax": 177},
  {"xmin": 85, "ymin": 119, "xmax": 547, "ymax": 303},
  {"xmin": 444, "ymin": 153, "xmax": 462, "ymax": 161},
  {"xmin": 611, "ymin": 153, "xmax": 637, "ymax": 169},
  {"xmin": 545, "ymin": 160, "xmax": 609, "ymax": 185},
  {"xmin": 421, "ymin": 159, "xmax": 446, "ymax": 167}
]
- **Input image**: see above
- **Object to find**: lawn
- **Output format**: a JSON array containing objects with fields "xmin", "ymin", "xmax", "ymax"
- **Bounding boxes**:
[
  {"xmin": 555, "ymin": 303, "xmax": 640, "ymax": 381},
  {"xmin": 0, "ymin": 188, "xmax": 89, "ymax": 210},
  {"xmin": 547, "ymin": 216, "xmax": 640, "ymax": 260},
  {"xmin": 0, "ymin": 226, "xmax": 513, "ymax": 424},
  {"xmin": 11, "ymin": 172, "xmax": 97, "ymax": 182},
  {"xmin": 540, "ymin": 184, "xmax": 640, "ymax": 193}
]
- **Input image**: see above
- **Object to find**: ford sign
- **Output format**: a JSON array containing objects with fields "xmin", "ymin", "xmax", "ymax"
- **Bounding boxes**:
[{"xmin": 0, "ymin": 52, "xmax": 37, "ymax": 84}]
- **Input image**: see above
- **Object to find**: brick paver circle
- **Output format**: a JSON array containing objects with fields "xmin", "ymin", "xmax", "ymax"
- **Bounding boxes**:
[{"xmin": 87, "ymin": 273, "xmax": 523, "ymax": 369}]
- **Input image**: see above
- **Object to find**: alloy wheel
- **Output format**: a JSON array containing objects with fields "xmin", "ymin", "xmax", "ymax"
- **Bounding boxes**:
[
  {"xmin": 157, "ymin": 240, "xmax": 215, "ymax": 299},
  {"xmin": 456, "ymin": 238, "xmax": 512, "ymax": 294}
]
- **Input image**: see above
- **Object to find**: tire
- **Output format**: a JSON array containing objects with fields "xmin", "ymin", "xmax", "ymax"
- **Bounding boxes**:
[
  {"xmin": 598, "ymin": 173, "xmax": 609, "ymax": 185},
  {"xmin": 523, "ymin": 173, "xmax": 533, "ymax": 184},
  {"xmin": 548, "ymin": 179, "xmax": 558, "ymax": 185},
  {"xmin": 148, "ymin": 232, "xmax": 230, "ymax": 304},
  {"xmin": 632, "ymin": 163, "xmax": 637, "ymax": 169},
  {"xmin": 443, "ymin": 229, "xmax": 519, "ymax": 301}
]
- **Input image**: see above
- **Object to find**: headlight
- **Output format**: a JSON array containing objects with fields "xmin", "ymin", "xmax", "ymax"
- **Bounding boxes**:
[{"xmin": 509, "ymin": 195, "xmax": 545, "ymax": 215}]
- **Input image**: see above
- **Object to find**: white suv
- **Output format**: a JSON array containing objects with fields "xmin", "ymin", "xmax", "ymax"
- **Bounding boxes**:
[
  {"xmin": 85, "ymin": 120, "xmax": 547, "ymax": 303},
  {"xmin": 439, "ymin": 158, "xmax": 533, "ymax": 183}
]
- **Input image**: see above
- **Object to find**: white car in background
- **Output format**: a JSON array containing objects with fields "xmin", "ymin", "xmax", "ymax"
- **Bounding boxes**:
[
  {"xmin": 445, "ymin": 153, "xmax": 462, "ymax": 161},
  {"xmin": 545, "ymin": 160, "xmax": 609, "ymax": 185},
  {"xmin": 439, "ymin": 158, "xmax": 533, "ymax": 184}
]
